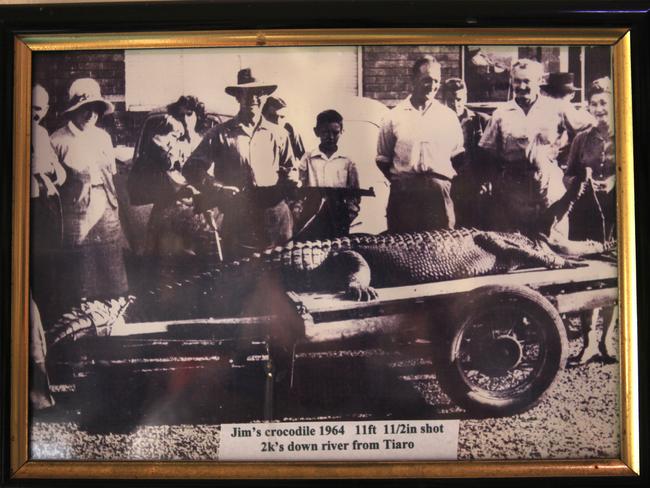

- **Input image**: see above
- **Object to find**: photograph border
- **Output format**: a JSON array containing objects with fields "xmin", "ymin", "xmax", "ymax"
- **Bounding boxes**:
[{"xmin": 9, "ymin": 27, "xmax": 639, "ymax": 480}]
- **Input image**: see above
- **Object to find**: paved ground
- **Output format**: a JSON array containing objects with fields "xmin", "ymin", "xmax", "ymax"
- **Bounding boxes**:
[{"xmin": 30, "ymin": 320, "xmax": 620, "ymax": 461}]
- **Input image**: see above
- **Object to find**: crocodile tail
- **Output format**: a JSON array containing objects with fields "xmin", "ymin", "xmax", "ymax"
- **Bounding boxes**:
[
  {"xmin": 47, "ymin": 296, "xmax": 134, "ymax": 348},
  {"xmin": 540, "ymin": 171, "xmax": 594, "ymax": 236}
]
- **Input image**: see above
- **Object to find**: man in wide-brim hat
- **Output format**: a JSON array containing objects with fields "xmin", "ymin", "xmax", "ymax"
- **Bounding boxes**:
[
  {"xmin": 183, "ymin": 67, "xmax": 297, "ymax": 257},
  {"xmin": 224, "ymin": 68, "xmax": 278, "ymax": 126},
  {"xmin": 225, "ymin": 67, "xmax": 277, "ymax": 97},
  {"xmin": 541, "ymin": 72, "xmax": 580, "ymax": 101},
  {"xmin": 540, "ymin": 71, "xmax": 595, "ymax": 169}
]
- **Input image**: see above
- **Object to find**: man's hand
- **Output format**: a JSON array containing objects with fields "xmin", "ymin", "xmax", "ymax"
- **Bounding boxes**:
[
  {"xmin": 76, "ymin": 183, "xmax": 91, "ymax": 208},
  {"xmin": 177, "ymin": 184, "xmax": 200, "ymax": 205},
  {"xmin": 594, "ymin": 175, "xmax": 615, "ymax": 193},
  {"xmin": 208, "ymin": 182, "xmax": 240, "ymax": 197},
  {"xmin": 42, "ymin": 174, "xmax": 59, "ymax": 197},
  {"xmin": 220, "ymin": 185, "xmax": 240, "ymax": 197},
  {"xmin": 289, "ymin": 200, "xmax": 304, "ymax": 221},
  {"xmin": 345, "ymin": 198, "xmax": 360, "ymax": 222},
  {"xmin": 479, "ymin": 181, "xmax": 492, "ymax": 196},
  {"xmin": 192, "ymin": 183, "xmax": 240, "ymax": 214}
]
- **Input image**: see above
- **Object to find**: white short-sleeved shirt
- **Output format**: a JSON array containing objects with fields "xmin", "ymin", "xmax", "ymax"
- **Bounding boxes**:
[
  {"xmin": 32, "ymin": 123, "xmax": 65, "ymax": 182},
  {"xmin": 186, "ymin": 117, "xmax": 295, "ymax": 189},
  {"xmin": 478, "ymin": 96, "xmax": 594, "ymax": 232},
  {"xmin": 479, "ymin": 96, "xmax": 594, "ymax": 173},
  {"xmin": 299, "ymin": 148, "xmax": 359, "ymax": 189},
  {"xmin": 376, "ymin": 97, "xmax": 465, "ymax": 180}
]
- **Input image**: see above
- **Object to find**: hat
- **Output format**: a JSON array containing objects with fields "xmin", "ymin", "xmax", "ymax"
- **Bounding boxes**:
[
  {"xmin": 587, "ymin": 76, "xmax": 612, "ymax": 98},
  {"xmin": 264, "ymin": 96, "xmax": 287, "ymax": 110},
  {"xmin": 542, "ymin": 72, "xmax": 580, "ymax": 96},
  {"xmin": 63, "ymin": 78, "xmax": 114, "ymax": 115},
  {"xmin": 442, "ymin": 78, "xmax": 467, "ymax": 94},
  {"xmin": 225, "ymin": 68, "xmax": 277, "ymax": 97}
]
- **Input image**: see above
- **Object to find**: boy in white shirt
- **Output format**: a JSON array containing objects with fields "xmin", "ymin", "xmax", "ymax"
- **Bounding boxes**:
[{"xmin": 299, "ymin": 110, "xmax": 360, "ymax": 238}]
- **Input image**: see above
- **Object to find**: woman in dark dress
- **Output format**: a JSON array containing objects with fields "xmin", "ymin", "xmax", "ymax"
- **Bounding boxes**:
[
  {"xmin": 129, "ymin": 95, "xmax": 218, "ymax": 258},
  {"xmin": 566, "ymin": 77, "xmax": 616, "ymax": 242}
]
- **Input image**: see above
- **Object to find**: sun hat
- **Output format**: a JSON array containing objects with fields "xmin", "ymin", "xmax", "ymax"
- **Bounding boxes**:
[
  {"xmin": 225, "ymin": 68, "xmax": 277, "ymax": 97},
  {"xmin": 63, "ymin": 78, "xmax": 114, "ymax": 115}
]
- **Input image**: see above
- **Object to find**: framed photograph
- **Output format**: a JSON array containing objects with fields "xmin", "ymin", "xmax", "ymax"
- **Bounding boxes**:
[{"xmin": 1, "ymin": 1, "xmax": 645, "ymax": 483}]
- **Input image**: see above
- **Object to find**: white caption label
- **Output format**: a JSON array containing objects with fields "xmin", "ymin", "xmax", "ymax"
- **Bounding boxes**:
[{"xmin": 219, "ymin": 420, "xmax": 459, "ymax": 461}]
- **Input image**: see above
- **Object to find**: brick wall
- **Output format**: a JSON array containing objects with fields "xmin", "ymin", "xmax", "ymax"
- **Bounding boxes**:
[
  {"xmin": 362, "ymin": 46, "xmax": 462, "ymax": 108},
  {"xmin": 32, "ymin": 50, "xmax": 144, "ymax": 147},
  {"xmin": 34, "ymin": 46, "xmax": 463, "ymax": 144}
]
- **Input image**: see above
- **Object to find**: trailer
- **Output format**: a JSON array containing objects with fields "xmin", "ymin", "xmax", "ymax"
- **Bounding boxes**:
[{"xmin": 47, "ymin": 257, "xmax": 617, "ymax": 430}]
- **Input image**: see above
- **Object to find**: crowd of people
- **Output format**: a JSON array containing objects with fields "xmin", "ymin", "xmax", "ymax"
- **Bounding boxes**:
[{"xmin": 29, "ymin": 55, "xmax": 617, "ymax": 408}]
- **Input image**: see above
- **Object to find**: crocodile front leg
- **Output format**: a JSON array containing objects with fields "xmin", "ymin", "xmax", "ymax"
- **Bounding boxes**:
[{"xmin": 321, "ymin": 250, "xmax": 378, "ymax": 301}]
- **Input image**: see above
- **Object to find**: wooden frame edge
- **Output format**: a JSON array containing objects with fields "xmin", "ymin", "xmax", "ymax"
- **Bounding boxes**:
[
  {"xmin": 9, "ymin": 26, "xmax": 640, "ymax": 480},
  {"xmin": 18, "ymin": 27, "xmax": 627, "ymax": 51},
  {"xmin": 613, "ymin": 31, "xmax": 640, "ymax": 476},
  {"xmin": 11, "ymin": 459, "xmax": 637, "ymax": 479},
  {"xmin": 10, "ymin": 36, "xmax": 32, "ymax": 478}
]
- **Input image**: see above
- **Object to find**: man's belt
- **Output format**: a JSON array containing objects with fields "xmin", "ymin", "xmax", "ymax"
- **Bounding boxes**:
[{"xmin": 390, "ymin": 172, "xmax": 453, "ymax": 191}]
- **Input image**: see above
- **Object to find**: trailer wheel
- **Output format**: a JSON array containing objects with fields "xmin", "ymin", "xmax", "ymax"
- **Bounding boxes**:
[{"xmin": 436, "ymin": 285, "xmax": 568, "ymax": 416}]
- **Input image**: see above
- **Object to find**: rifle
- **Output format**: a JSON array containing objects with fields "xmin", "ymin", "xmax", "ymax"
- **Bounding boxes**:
[
  {"xmin": 235, "ymin": 185, "xmax": 375, "ymax": 200},
  {"xmin": 193, "ymin": 185, "xmax": 375, "ymax": 213}
]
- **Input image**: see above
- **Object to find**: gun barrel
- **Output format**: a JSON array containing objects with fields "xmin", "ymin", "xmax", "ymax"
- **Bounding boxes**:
[{"xmin": 193, "ymin": 185, "xmax": 375, "ymax": 213}]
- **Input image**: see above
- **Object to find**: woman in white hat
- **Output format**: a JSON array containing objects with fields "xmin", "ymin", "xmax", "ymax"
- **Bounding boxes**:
[{"xmin": 51, "ymin": 78, "xmax": 128, "ymax": 307}]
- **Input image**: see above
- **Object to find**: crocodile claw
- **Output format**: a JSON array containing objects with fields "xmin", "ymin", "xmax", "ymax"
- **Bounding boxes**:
[{"xmin": 346, "ymin": 283, "xmax": 378, "ymax": 301}]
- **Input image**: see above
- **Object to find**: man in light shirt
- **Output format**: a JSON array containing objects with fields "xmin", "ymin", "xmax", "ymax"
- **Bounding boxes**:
[
  {"xmin": 479, "ymin": 59, "xmax": 594, "ymax": 234},
  {"xmin": 31, "ymin": 84, "xmax": 66, "ymax": 199},
  {"xmin": 376, "ymin": 56, "xmax": 465, "ymax": 232},
  {"xmin": 31, "ymin": 84, "xmax": 67, "ymax": 324},
  {"xmin": 183, "ymin": 68, "xmax": 297, "ymax": 256},
  {"xmin": 30, "ymin": 84, "xmax": 65, "ymax": 408},
  {"xmin": 441, "ymin": 78, "xmax": 491, "ymax": 228}
]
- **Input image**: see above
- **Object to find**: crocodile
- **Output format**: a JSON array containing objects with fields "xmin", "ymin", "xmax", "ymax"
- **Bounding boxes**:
[
  {"xmin": 47, "ymin": 174, "xmax": 609, "ymax": 346},
  {"xmin": 46, "ymin": 225, "xmax": 610, "ymax": 349}
]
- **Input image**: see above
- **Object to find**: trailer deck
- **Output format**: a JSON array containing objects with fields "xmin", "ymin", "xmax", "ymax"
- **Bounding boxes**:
[{"xmin": 108, "ymin": 258, "xmax": 617, "ymax": 343}]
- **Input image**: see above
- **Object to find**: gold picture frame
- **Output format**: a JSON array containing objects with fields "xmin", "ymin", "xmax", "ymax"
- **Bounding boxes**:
[{"xmin": 9, "ymin": 27, "xmax": 639, "ymax": 480}]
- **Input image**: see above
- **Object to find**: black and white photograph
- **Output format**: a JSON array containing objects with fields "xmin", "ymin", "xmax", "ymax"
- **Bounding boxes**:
[{"xmin": 27, "ymin": 43, "xmax": 620, "ymax": 462}]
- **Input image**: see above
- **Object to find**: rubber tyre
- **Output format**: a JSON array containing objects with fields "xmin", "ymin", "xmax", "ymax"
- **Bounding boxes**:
[{"xmin": 435, "ymin": 285, "xmax": 568, "ymax": 417}]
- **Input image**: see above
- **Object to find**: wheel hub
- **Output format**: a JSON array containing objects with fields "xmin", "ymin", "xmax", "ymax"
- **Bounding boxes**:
[{"xmin": 472, "ymin": 334, "xmax": 524, "ymax": 374}]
